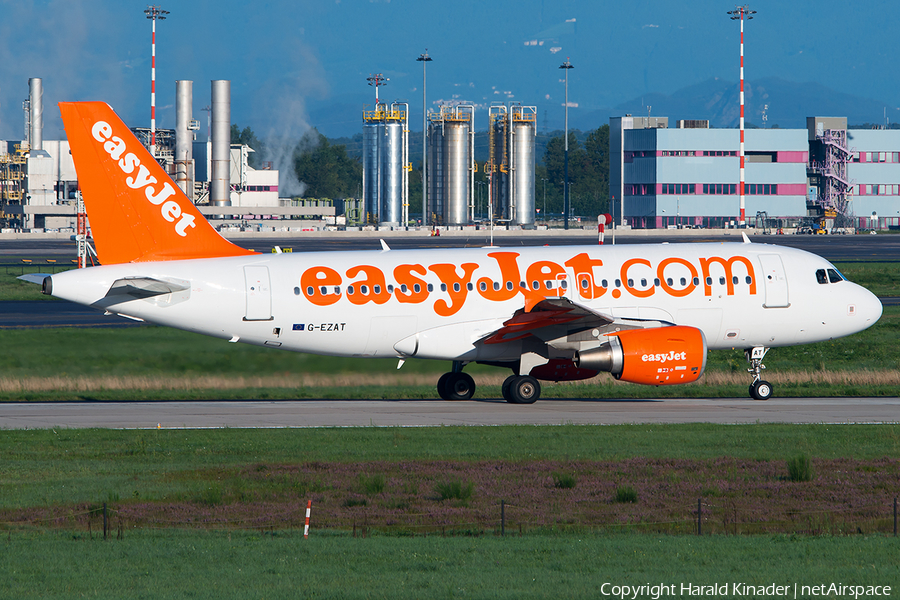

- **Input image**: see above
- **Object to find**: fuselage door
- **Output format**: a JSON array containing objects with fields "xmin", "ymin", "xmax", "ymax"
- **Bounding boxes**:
[
  {"xmin": 243, "ymin": 265, "xmax": 273, "ymax": 321},
  {"xmin": 758, "ymin": 254, "xmax": 789, "ymax": 308}
]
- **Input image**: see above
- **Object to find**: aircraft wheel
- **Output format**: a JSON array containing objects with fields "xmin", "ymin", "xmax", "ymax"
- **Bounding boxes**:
[
  {"xmin": 442, "ymin": 372, "xmax": 475, "ymax": 401},
  {"xmin": 750, "ymin": 380, "xmax": 773, "ymax": 401},
  {"xmin": 437, "ymin": 372, "xmax": 453, "ymax": 400},
  {"xmin": 508, "ymin": 375, "xmax": 541, "ymax": 404},
  {"xmin": 502, "ymin": 375, "xmax": 516, "ymax": 403}
]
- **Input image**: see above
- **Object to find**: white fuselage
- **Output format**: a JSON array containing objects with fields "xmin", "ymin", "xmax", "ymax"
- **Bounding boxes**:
[{"xmin": 48, "ymin": 242, "xmax": 882, "ymax": 363}]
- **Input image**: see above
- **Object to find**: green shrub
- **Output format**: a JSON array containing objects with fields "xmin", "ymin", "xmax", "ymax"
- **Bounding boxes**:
[
  {"xmin": 435, "ymin": 480, "xmax": 474, "ymax": 502},
  {"xmin": 342, "ymin": 496, "xmax": 367, "ymax": 508},
  {"xmin": 787, "ymin": 455, "xmax": 813, "ymax": 482},
  {"xmin": 552, "ymin": 472, "xmax": 577, "ymax": 489},
  {"xmin": 359, "ymin": 473, "xmax": 385, "ymax": 495},
  {"xmin": 614, "ymin": 485, "xmax": 638, "ymax": 503}
]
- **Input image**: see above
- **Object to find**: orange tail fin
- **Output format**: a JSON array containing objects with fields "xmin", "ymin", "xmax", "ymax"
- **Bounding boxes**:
[{"xmin": 59, "ymin": 101, "xmax": 256, "ymax": 264}]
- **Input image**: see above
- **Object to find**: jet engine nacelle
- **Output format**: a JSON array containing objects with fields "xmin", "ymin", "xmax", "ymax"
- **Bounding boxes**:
[{"xmin": 575, "ymin": 326, "xmax": 707, "ymax": 385}]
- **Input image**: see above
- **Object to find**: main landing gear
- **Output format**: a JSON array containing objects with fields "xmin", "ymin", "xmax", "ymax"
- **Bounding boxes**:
[
  {"xmin": 746, "ymin": 346, "xmax": 773, "ymax": 401},
  {"xmin": 437, "ymin": 361, "xmax": 476, "ymax": 401},
  {"xmin": 501, "ymin": 375, "xmax": 541, "ymax": 404},
  {"xmin": 435, "ymin": 362, "xmax": 543, "ymax": 403}
]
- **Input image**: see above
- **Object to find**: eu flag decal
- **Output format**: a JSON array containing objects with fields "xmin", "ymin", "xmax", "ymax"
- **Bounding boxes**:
[{"xmin": 293, "ymin": 324, "xmax": 305, "ymax": 331}]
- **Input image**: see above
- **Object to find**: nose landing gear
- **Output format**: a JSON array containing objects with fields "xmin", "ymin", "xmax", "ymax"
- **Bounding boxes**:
[{"xmin": 746, "ymin": 346, "xmax": 773, "ymax": 400}]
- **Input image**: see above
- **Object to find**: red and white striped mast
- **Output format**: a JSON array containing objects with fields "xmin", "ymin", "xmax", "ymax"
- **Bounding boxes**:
[
  {"xmin": 145, "ymin": 5, "xmax": 169, "ymax": 159},
  {"xmin": 729, "ymin": 5, "xmax": 754, "ymax": 227}
]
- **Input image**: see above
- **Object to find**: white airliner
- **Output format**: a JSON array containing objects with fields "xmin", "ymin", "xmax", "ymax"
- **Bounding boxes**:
[{"xmin": 34, "ymin": 102, "xmax": 883, "ymax": 403}]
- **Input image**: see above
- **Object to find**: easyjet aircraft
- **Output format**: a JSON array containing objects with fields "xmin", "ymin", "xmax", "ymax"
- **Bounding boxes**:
[{"xmin": 36, "ymin": 102, "xmax": 883, "ymax": 403}]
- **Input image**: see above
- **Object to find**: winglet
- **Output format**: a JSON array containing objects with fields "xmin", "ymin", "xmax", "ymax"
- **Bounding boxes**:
[
  {"xmin": 741, "ymin": 232, "xmax": 751, "ymax": 244},
  {"xmin": 380, "ymin": 239, "xmax": 391, "ymax": 252},
  {"xmin": 59, "ymin": 102, "xmax": 257, "ymax": 264}
]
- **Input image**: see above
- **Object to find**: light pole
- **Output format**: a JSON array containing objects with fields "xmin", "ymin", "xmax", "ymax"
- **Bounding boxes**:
[
  {"xmin": 144, "ymin": 5, "xmax": 169, "ymax": 159},
  {"xmin": 417, "ymin": 50, "xmax": 432, "ymax": 226},
  {"xmin": 541, "ymin": 177, "xmax": 548, "ymax": 221},
  {"xmin": 728, "ymin": 5, "xmax": 755, "ymax": 228},
  {"xmin": 559, "ymin": 58, "xmax": 573, "ymax": 230}
]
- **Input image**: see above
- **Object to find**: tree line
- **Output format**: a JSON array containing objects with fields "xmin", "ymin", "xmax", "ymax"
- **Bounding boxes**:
[{"xmin": 233, "ymin": 124, "xmax": 611, "ymax": 218}]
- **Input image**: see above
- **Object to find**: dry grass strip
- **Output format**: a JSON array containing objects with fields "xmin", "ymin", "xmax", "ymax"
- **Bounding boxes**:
[{"xmin": 2, "ymin": 370, "xmax": 899, "ymax": 393}]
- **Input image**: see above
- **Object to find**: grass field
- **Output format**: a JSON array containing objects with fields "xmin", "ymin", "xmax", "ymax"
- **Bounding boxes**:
[{"xmin": 2, "ymin": 531, "xmax": 898, "ymax": 600}]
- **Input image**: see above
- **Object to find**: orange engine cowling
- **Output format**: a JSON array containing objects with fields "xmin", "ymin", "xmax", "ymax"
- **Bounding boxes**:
[{"xmin": 575, "ymin": 326, "xmax": 707, "ymax": 386}]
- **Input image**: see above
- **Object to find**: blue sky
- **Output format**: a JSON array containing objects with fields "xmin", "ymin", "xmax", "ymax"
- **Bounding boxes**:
[{"xmin": 1, "ymin": 0, "xmax": 896, "ymax": 141}]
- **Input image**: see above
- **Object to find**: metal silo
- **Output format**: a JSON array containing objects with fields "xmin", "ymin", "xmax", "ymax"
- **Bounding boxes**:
[
  {"xmin": 443, "ymin": 120, "xmax": 469, "ymax": 225},
  {"xmin": 380, "ymin": 120, "xmax": 403, "ymax": 225},
  {"xmin": 427, "ymin": 105, "xmax": 474, "ymax": 226},
  {"xmin": 362, "ymin": 101, "xmax": 408, "ymax": 226},
  {"xmin": 511, "ymin": 106, "xmax": 537, "ymax": 227},
  {"xmin": 362, "ymin": 122, "xmax": 381, "ymax": 224}
]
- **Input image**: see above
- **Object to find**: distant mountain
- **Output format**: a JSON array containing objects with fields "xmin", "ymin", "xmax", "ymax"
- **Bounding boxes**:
[{"xmin": 572, "ymin": 77, "xmax": 895, "ymax": 131}]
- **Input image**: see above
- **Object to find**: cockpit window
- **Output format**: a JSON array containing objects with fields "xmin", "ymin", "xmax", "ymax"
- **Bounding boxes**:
[
  {"xmin": 827, "ymin": 268, "xmax": 843, "ymax": 283},
  {"xmin": 816, "ymin": 269, "xmax": 828, "ymax": 284}
]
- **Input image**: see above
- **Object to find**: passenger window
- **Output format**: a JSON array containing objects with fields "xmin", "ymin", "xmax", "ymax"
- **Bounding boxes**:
[
  {"xmin": 827, "ymin": 269, "xmax": 843, "ymax": 283},
  {"xmin": 680, "ymin": 277, "xmax": 686, "ymax": 286},
  {"xmin": 506, "ymin": 281, "xmax": 514, "ymax": 291},
  {"xmin": 348, "ymin": 285, "xmax": 355, "ymax": 295},
  {"xmin": 493, "ymin": 281, "xmax": 500, "ymax": 291},
  {"xmin": 467, "ymin": 283, "xmax": 473, "ymax": 291},
  {"xmin": 640, "ymin": 278, "xmax": 647, "ymax": 287},
  {"xmin": 387, "ymin": 285, "xmax": 394, "ymax": 293},
  {"xmin": 401, "ymin": 284, "xmax": 408, "ymax": 293},
  {"xmin": 615, "ymin": 279, "xmax": 621, "ymax": 287},
  {"xmin": 441, "ymin": 283, "xmax": 447, "ymax": 292},
  {"xmin": 816, "ymin": 269, "xmax": 828, "ymax": 284},
  {"xmin": 706, "ymin": 277, "xmax": 712, "ymax": 286},
  {"xmin": 293, "ymin": 287, "xmax": 301, "ymax": 296},
  {"xmin": 413, "ymin": 283, "xmax": 421, "ymax": 293},
  {"xmin": 531, "ymin": 281, "xmax": 539, "ymax": 290},
  {"xmin": 560, "ymin": 280, "xmax": 568, "ymax": 289},
  {"xmin": 654, "ymin": 278, "xmax": 660, "ymax": 286},
  {"xmin": 693, "ymin": 277, "xmax": 700, "ymax": 286},
  {"xmin": 719, "ymin": 277, "xmax": 726, "ymax": 285},
  {"xmin": 745, "ymin": 276, "xmax": 752, "ymax": 284},
  {"xmin": 601, "ymin": 279, "xmax": 608, "ymax": 287},
  {"xmin": 319, "ymin": 286, "xmax": 327, "ymax": 295},
  {"xmin": 334, "ymin": 286, "xmax": 341, "ymax": 295},
  {"xmin": 627, "ymin": 279, "xmax": 634, "ymax": 287},
  {"xmin": 581, "ymin": 279, "xmax": 589, "ymax": 289},
  {"xmin": 361, "ymin": 285, "xmax": 369, "ymax": 295},
  {"xmin": 480, "ymin": 281, "xmax": 487, "ymax": 292},
  {"xmin": 427, "ymin": 284, "xmax": 433, "ymax": 292},
  {"xmin": 732, "ymin": 276, "xmax": 738, "ymax": 285},
  {"xmin": 306, "ymin": 286, "xmax": 314, "ymax": 296}
]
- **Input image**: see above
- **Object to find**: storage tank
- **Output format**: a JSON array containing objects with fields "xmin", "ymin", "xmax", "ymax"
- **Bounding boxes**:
[
  {"xmin": 443, "ymin": 120, "xmax": 469, "ymax": 225},
  {"xmin": 380, "ymin": 121, "xmax": 403, "ymax": 225},
  {"xmin": 426, "ymin": 105, "xmax": 474, "ymax": 225},
  {"xmin": 362, "ymin": 122, "xmax": 380, "ymax": 224},
  {"xmin": 511, "ymin": 109, "xmax": 536, "ymax": 226}
]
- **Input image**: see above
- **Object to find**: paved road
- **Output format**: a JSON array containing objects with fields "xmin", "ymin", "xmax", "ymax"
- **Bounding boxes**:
[
  {"xmin": 0, "ymin": 301, "xmax": 143, "ymax": 329},
  {"xmin": 1, "ymin": 397, "xmax": 898, "ymax": 429}
]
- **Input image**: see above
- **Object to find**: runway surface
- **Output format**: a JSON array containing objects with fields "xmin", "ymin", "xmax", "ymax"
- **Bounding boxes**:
[{"xmin": 2, "ymin": 397, "xmax": 898, "ymax": 429}]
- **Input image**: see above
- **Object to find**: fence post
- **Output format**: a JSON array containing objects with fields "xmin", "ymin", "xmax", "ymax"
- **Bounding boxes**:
[
  {"xmin": 697, "ymin": 498, "xmax": 702, "ymax": 536},
  {"xmin": 501, "ymin": 500, "xmax": 505, "ymax": 536},
  {"xmin": 103, "ymin": 503, "xmax": 108, "ymax": 540}
]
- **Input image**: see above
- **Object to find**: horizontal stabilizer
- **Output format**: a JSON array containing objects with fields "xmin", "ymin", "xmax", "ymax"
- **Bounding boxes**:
[
  {"xmin": 16, "ymin": 273, "xmax": 52, "ymax": 285},
  {"xmin": 98, "ymin": 276, "xmax": 191, "ymax": 305}
]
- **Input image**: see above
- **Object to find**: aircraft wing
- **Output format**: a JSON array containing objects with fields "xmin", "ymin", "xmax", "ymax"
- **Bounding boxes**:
[{"xmin": 480, "ymin": 297, "xmax": 614, "ymax": 345}]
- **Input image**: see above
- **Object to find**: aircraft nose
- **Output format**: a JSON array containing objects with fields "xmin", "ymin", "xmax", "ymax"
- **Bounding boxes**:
[{"xmin": 854, "ymin": 285, "xmax": 883, "ymax": 327}]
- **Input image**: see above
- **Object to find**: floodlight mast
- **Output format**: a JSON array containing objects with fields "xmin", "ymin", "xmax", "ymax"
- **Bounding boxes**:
[
  {"xmin": 728, "ymin": 5, "xmax": 755, "ymax": 228},
  {"xmin": 367, "ymin": 73, "xmax": 389, "ymax": 105},
  {"xmin": 417, "ymin": 50, "xmax": 433, "ymax": 226},
  {"xmin": 559, "ymin": 57, "xmax": 573, "ymax": 230},
  {"xmin": 145, "ymin": 5, "xmax": 169, "ymax": 159}
]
